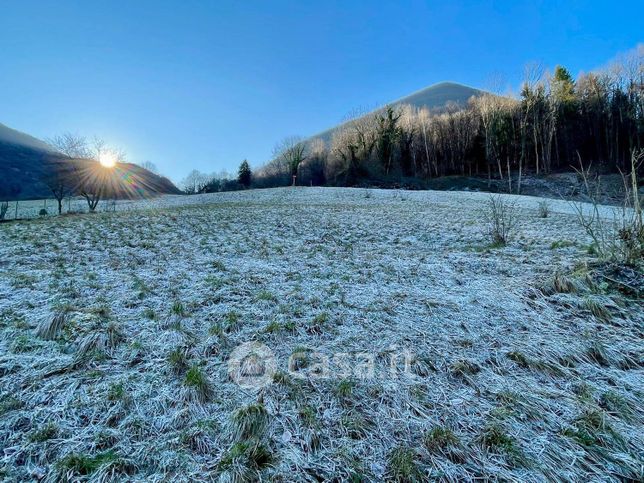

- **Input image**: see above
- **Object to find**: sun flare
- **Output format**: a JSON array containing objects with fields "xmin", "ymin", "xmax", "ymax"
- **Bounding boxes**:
[{"xmin": 99, "ymin": 151, "xmax": 117, "ymax": 168}]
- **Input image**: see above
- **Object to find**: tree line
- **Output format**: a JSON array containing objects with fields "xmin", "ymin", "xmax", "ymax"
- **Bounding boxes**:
[{"xmin": 216, "ymin": 46, "xmax": 642, "ymax": 193}]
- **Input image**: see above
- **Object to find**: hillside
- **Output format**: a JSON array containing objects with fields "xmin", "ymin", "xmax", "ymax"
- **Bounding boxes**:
[
  {"xmin": 0, "ymin": 122, "xmax": 181, "ymax": 200},
  {"xmin": 312, "ymin": 81, "xmax": 483, "ymax": 142},
  {"xmin": 0, "ymin": 122, "xmax": 57, "ymax": 153}
]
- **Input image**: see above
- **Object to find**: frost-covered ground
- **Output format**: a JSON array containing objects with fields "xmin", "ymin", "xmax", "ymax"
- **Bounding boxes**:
[
  {"xmin": 5, "ymin": 185, "xmax": 624, "ymax": 219},
  {"xmin": 0, "ymin": 187, "xmax": 642, "ymax": 482}
]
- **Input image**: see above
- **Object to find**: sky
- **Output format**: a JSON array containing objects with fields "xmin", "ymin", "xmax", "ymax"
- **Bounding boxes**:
[{"xmin": 1, "ymin": 0, "xmax": 642, "ymax": 183}]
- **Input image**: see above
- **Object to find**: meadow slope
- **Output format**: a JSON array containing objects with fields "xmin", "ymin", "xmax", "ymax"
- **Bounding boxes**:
[{"xmin": 0, "ymin": 188, "xmax": 642, "ymax": 481}]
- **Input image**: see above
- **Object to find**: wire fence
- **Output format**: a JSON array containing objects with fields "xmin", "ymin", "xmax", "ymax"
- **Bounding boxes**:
[{"xmin": 1, "ymin": 197, "xmax": 148, "ymax": 220}]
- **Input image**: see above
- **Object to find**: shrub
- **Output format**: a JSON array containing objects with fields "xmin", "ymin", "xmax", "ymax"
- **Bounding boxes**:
[
  {"xmin": 537, "ymin": 200, "xmax": 550, "ymax": 218},
  {"xmin": 483, "ymin": 195, "xmax": 517, "ymax": 246}
]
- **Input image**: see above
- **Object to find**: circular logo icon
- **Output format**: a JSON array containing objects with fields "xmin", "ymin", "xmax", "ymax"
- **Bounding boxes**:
[{"xmin": 227, "ymin": 342, "xmax": 277, "ymax": 389}]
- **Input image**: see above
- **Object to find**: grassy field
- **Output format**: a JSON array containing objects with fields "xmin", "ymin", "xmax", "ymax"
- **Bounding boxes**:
[{"xmin": 0, "ymin": 187, "xmax": 642, "ymax": 481}]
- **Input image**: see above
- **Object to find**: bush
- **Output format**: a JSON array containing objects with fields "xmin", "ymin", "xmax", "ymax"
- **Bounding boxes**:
[
  {"xmin": 537, "ymin": 200, "xmax": 550, "ymax": 218},
  {"xmin": 483, "ymin": 195, "xmax": 517, "ymax": 246}
]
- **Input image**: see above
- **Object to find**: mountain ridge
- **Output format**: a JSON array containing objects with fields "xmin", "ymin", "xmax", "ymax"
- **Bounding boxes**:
[
  {"xmin": 0, "ymin": 122, "xmax": 57, "ymax": 153},
  {"xmin": 310, "ymin": 81, "xmax": 483, "ymax": 142}
]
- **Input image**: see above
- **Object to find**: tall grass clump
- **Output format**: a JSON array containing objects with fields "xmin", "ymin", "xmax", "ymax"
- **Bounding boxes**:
[
  {"xmin": 183, "ymin": 364, "xmax": 213, "ymax": 403},
  {"xmin": 387, "ymin": 446, "xmax": 422, "ymax": 482},
  {"xmin": 573, "ymin": 150, "xmax": 643, "ymax": 265},
  {"xmin": 230, "ymin": 404, "xmax": 269, "ymax": 441},
  {"xmin": 219, "ymin": 403, "xmax": 273, "ymax": 480}
]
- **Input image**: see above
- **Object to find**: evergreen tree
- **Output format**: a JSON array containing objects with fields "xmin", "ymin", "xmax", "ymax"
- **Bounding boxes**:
[{"xmin": 237, "ymin": 160, "xmax": 252, "ymax": 188}]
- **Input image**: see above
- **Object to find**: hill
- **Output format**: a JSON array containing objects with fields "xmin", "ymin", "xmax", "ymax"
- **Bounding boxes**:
[
  {"xmin": 390, "ymin": 81, "xmax": 482, "ymax": 109},
  {"xmin": 0, "ymin": 122, "xmax": 181, "ymax": 201},
  {"xmin": 0, "ymin": 122, "xmax": 57, "ymax": 153},
  {"xmin": 312, "ymin": 81, "xmax": 483, "ymax": 142}
]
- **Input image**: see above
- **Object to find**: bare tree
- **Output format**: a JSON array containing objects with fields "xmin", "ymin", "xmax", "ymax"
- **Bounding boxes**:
[
  {"xmin": 47, "ymin": 132, "xmax": 92, "ymax": 158},
  {"xmin": 473, "ymin": 93, "xmax": 504, "ymax": 180},
  {"xmin": 417, "ymin": 107, "xmax": 435, "ymax": 177},
  {"xmin": 399, "ymin": 104, "xmax": 418, "ymax": 176},
  {"xmin": 42, "ymin": 158, "xmax": 73, "ymax": 214},
  {"xmin": 375, "ymin": 106, "xmax": 402, "ymax": 175},
  {"xmin": 84, "ymin": 139, "xmax": 125, "ymax": 212},
  {"xmin": 50, "ymin": 134, "xmax": 125, "ymax": 212},
  {"xmin": 45, "ymin": 133, "xmax": 89, "ymax": 213},
  {"xmin": 140, "ymin": 161, "xmax": 159, "ymax": 174},
  {"xmin": 180, "ymin": 169, "xmax": 211, "ymax": 194},
  {"xmin": 299, "ymin": 138, "xmax": 327, "ymax": 186},
  {"xmin": 273, "ymin": 136, "xmax": 307, "ymax": 186}
]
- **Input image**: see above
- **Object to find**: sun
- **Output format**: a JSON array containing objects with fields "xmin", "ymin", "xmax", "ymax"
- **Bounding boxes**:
[{"xmin": 99, "ymin": 151, "xmax": 117, "ymax": 168}]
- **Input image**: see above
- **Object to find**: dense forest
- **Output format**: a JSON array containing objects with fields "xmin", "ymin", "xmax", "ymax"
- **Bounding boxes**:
[{"xmin": 202, "ymin": 47, "xmax": 643, "ymax": 194}]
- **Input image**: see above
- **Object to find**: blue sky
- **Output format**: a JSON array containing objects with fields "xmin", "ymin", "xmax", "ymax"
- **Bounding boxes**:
[{"xmin": 1, "ymin": 0, "xmax": 642, "ymax": 182}]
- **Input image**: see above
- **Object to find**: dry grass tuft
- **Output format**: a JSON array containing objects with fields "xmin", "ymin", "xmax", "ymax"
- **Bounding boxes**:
[{"xmin": 35, "ymin": 307, "xmax": 70, "ymax": 340}]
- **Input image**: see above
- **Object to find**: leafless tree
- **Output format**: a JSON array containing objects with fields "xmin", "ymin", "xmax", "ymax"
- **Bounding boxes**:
[
  {"xmin": 45, "ymin": 133, "xmax": 89, "ymax": 213},
  {"xmin": 140, "ymin": 161, "xmax": 159, "ymax": 174},
  {"xmin": 417, "ymin": 107, "xmax": 433, "ymax": 176},
  {"xmin": 50, "ymin": 133, "xmax": 126, "ymax": 212},
  {"xmin": 42, "ymin": 158, "xmax": 73, "ymax": 214},
  {"xmin": 47, "ymin": 132, "xmax": 92, "ymax": 158},
  {"xmin": 180, "ymin": 169, "xmax": 211, "ymax": 194},
  {"xmin": 273, "ymin": 136, "xmax": 307, "ymax": 186}
]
